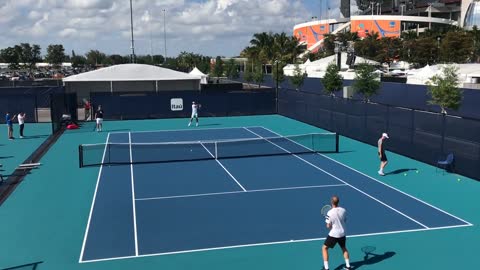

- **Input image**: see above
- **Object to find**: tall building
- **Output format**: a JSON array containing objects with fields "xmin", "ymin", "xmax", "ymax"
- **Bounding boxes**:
[
  {"xmin": 295, "ymin": 0, "xmax": 464, "ymax": 54},
  {"xmin": 464, "ymin": 0, "xmax": 480, "ymax": 29}
]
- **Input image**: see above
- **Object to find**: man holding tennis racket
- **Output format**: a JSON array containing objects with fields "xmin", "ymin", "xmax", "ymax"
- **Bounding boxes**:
[
  {"xmin": 322, "ymin": 195, "xmax": 351, "ymax": 270},
  {"xmin": 188, "ymin": 101, "xmax": 201, "ymax": 127}
]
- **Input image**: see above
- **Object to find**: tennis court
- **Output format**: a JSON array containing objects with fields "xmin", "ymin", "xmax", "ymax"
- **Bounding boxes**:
[
  {"xmin": 79, "ymin": 126, "xmax": 471, "ymax": 263},
  {"xmin": 1, "ymin": 115, "xmax": 478, "ymax": 270}
]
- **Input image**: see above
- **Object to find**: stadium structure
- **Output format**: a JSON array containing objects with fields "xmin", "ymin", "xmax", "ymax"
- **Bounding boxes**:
[{"xmin": 295, "ymin": 0, "xmax": 480, "ymax": 54}]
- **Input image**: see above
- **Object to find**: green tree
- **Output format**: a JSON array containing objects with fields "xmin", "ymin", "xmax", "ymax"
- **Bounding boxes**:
[
  {"xmin": 32, "ymin": 44, "xmax": 41, "ymax": 65},
  {"xmin": 0, "ymin": 47, "xmax": 20, "ymax": 69},
  {"xmin": 272, "ymin": 61, "xmax": 286, "ymax": 86},
  {"xmin": 404, "ymin": 37, "xmax": 437, "ymax": 66},
  {"xmin": 72, "ymin": 55, "xmax": 87, "ymax": 68},
  {"xmin": 225, "ymin": 59, "xmax": 239, "ymax": 79},
  {"xmin": 426, "ymin": 65, "xmax": 462, "ymax": 114},
  {"xmin": 439, "ymin": 31, "xmax": 473, "ymax": 63},
  {"xmin": 152, "ymin": 55, "xmax": 165, "ymax": 65},
  {"xmin": 19, "ymin": 43, "xmax": 32, "ymax": 69},
  {"xmin": 45, "ymin": 44, "xmax": 66, "ymax": 69},
  {"xmin": 197, "ymin": 57, "xmax": 210, "ymax": 74},
  {"xmin": 470, "ymin": 26, "xmax": 480, "ymax": 62},
  {"xmin": 212, "ymin": 56, "xmax": 224, "ymax": 77},
  {"xmin": 244, "ymin": 63, "xmax": 254, "ymax": 87},
  {"xmin": 354, "ymin": 32, "xmax": 382, "ymax": 62},
  {"xmin": 108, "ymin": 54, "xmax": 128, "ymax": 65},
  {"xmin": 252, "ymin": 64, "xmax": 264, "ymax": 87},
  {"xmin": 352, "ymin": 63, "xmax": 381, "ymax": 102},
  {"xmin": 241, "ymin": 31, "xmax": 306, "ymax": 73},
  {"xmin": 85, "ymin": 50, "xmax": 107, "ymax": 67},
  {"xmin": 290, "ymin": 64, "xmax": 305, "ymax": 90},
  {"xmin": 321, "ymin": 63, "xmax": 343, "ymax": 96}
]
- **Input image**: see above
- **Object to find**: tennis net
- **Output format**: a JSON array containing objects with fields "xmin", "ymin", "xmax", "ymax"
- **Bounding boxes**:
[{"xmin": 78, "ymin": 133, "xmax": 339, "ymax": 167}]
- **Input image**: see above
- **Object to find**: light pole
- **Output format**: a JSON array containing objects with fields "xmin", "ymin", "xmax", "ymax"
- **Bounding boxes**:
[
  {"xmin": 129, "ymin": 0, "xmax": 136, "ymax": 63},
  {"xmin": 163, "ymin": 9, "xmax": 167, "ymax": 64}
]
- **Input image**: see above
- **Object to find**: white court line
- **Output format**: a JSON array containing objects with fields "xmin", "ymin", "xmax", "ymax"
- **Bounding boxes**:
[
  {"xmin": 243, "ymin": 127, "xmax": 429, "ymax": 229},
  {"xmin": 79, "ymin": 133, "xmax": 111, "ymax": 263},
  {"xmin": 129, "ymin": 132, "xmax": 139, "ymax": 256},
  {"xmin": 79, "ymin": 223, "xmax": 472, "ymax": 264},
  {"xmin": 108, "ymin": 126, "xmax": 264, "ymax": 135},
  {"xmin": 136, "ymin": 184, "xmax": 348, "ymax": 201},
  {"xmin": 260, "ymin": 127, "xmax": 473, "ymax": 226},
  {"xmin": 199, "ymin": 142, "xmax": 247, "ymax": 192}
]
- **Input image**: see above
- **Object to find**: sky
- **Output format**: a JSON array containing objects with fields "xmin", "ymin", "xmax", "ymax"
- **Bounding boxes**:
[{"xmin": 0, "ymin": 0, "xmax": 354, "ymax": 58}]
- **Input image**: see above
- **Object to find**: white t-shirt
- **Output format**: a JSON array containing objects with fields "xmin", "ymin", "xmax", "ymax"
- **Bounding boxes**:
[
  {"xmin": 192, "ymin": 104, "xmax": 198, "ymax": 114},
  {"xmin": 17, "ymin": 114, "xmax": 25, "ymax": 125},
  {"xmin": 326, "ymin": 207, "xmax": 347, "ymax": 238}
]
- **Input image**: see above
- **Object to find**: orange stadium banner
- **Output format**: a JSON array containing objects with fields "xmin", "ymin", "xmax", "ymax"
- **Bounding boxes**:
[
  {"xmin": 351, "ymin": 19, "xmax": 401, "ymax": 38},
  {"xmin": 294, "ymin": 23, "xmax": 330, "ymax": 49}
]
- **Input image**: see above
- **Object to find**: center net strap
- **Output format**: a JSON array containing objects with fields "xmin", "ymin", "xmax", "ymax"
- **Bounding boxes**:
[{"xmin": 78, "ymin": 133, "xmax": 338, "ymax": 167}]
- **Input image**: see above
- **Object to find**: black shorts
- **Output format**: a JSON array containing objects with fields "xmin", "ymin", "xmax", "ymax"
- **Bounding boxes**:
[
  {"xmin": 379, "ymin": 151, "xmax": 387, "ymax": 162},
  {"xmin": 324, "ymin": 235, "xmax": 347, "ymax": 249}
]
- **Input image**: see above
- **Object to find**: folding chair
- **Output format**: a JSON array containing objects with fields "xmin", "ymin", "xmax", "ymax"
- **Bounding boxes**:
[{"xmin": 437, "ymin": 153, "xmax": 455, "ymax": 174}]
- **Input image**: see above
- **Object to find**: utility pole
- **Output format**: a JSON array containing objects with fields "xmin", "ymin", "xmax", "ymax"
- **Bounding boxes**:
[
  {"xmin": 129, "ymin": 0, "xmax": 136, "ymax": 63},
  {"xmin": 163, "ymin": 9, "xmax": 167, "ymax": 64}
]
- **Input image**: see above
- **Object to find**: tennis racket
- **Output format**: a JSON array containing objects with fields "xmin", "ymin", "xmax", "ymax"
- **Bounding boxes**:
[{"xmin": 321, "ymin": 204, "xmax": 332, "ymax": 218}]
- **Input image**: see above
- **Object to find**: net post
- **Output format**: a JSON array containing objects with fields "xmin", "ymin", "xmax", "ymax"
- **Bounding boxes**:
[
  {"xmin": 78, "ymin": 145, "xmax": 83, "ymax": 168},
  {"xmin": 215, "ymin": 141, "xmax": 218, "ymax": 159},
  {"xmin": 335, "ymin": 133, "xmax": 339, "ymax": 153},
  {"xmin": 311, "ymin": 133, "xmax": 314, "ymax": 152}
]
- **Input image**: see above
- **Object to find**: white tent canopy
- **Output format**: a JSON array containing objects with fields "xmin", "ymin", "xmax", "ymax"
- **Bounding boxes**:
[
  {"xmin": 189, "ymin": 67, "xmax": 208, "ymax": 84},
  {"xmin": 63, "ymin": 64, "xmax": 201, "ymax": 101},
  {"xmin": 63, "ymin": 64, "xmax": 200, "ymax": 82},
  {"xmin": 406, "ymin": 65, "xmax": 441, "ymax": 85},
  {"xmin": 284, "ymin": 53, "xmax": 379, "ymax": 78},
  {"xmin": 406, "ymin": 63, "xmax": 480, "ymax": 86}
]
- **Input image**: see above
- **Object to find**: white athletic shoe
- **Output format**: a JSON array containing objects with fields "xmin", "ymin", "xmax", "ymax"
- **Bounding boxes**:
[
  {"xmin": 196, "ymin": 123, "xmax": 198, "ymax": 127},
  {"xmin": 378, "ymin": 170, "xmax": 385, "ymax": 176},
  {"xmin": 188, "ymin": 122, "xmax": 191, "ymax": 127}
]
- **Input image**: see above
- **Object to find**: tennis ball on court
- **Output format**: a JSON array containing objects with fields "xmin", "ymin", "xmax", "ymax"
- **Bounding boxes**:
[
  {"xmin": 457, "ymin": 178, "xmax": 461, "ymax": 181},
  {"xmin": 416, "ymin": 170, "xmax": 419, "ymax": 173},
  {"xmin": 403, "ymin": 173, "xmax": 407, "ymax": 176}
]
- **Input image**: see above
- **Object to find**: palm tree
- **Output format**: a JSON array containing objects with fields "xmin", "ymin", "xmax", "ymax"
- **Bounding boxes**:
[{"xmin": 250, "ymin": 32, "xmax": 274, "ymax": 72}]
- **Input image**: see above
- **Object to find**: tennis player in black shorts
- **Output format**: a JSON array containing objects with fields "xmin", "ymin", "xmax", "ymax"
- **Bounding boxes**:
[
  {"xmin": 378, "ymin": 132, "xmax": 389, "ymax": 176},
  {"xmin": 322, "ymin": 196, "xmax": 351, "ymax": 270}
]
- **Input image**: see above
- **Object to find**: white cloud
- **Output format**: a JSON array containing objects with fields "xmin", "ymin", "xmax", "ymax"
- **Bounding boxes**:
[
  {"xmin": 58, "ymin": 28, "xmax": 77, "ymax": 38},
  {"xmin": 0, "ymin": 0, "xmax": 311, "ymax": 57}
]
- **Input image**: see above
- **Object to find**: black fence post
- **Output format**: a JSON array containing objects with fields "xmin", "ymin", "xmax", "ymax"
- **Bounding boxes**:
[
  {"xmin": 441, "ymin": 113, "xmax": 446, "ymax": 155},
  {"xmin": 78, "ymin": 145, "xmax": 83, "ymax": 168},
  {"xmin": 335, "ymin": 133, "xmax": 340, "ymax": 153},
  {"xmin": 410, "ymin": 108, "xmax": 415, "ymax": 145},
  {"xmin": 329, "ymin": 97, "xmax": 334, "ymax": 132},
  {"xmin": 386, "ymin": 105, "xmax": 390, "ymax": 134}
]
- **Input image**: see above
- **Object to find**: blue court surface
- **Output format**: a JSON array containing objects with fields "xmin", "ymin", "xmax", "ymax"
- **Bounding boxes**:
[{"xmin": 79, "ymin": 126, "xmax": 471, "ymax": 263}]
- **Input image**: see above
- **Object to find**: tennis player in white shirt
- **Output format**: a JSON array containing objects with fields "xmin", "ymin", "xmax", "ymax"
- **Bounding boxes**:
[
  {"xmin": 188, "ymin": 101, "xmax": 200, "ymax": 127},
  {"xmin": 322, "ymin": 195, "xmax": 351, "ymax": 270}
]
